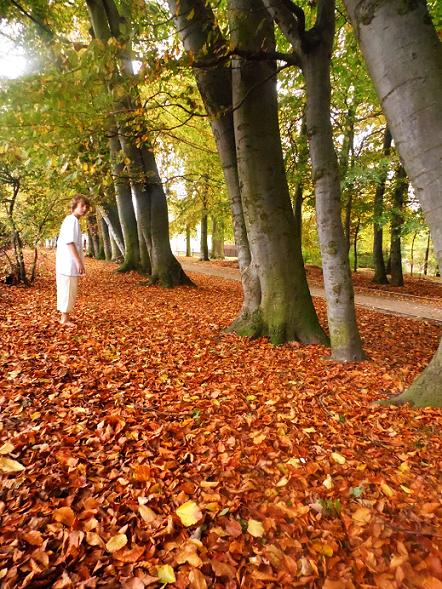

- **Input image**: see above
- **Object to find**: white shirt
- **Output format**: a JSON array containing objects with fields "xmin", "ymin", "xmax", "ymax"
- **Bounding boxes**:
[{"xmin": 56, "ymin": 214, "xmax": 84, "ymax": 276}]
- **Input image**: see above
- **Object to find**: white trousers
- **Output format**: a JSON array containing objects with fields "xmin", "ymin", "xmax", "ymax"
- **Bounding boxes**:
[{"xmin": 56, "ymin": 274, "xmax": 78, "ymax": 313}]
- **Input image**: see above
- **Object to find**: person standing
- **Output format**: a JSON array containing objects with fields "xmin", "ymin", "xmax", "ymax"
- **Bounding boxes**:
[{"xmin": 56, "ymin": 195, "xmax": 90, "ymax": 326}]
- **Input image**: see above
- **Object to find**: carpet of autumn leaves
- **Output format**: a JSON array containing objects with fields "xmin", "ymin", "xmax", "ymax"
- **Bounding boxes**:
[{"xmin": 0, "ymin": 254, "xmax": 442, "ymax": 589}]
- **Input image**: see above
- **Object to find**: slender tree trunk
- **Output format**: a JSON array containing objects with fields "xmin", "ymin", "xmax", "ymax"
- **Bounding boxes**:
[
  {"xmin": 353, "ymin": 220, "xmax": 360, "ymax": 273},
  {"xmin": 167, "ymin": 0, "xmax": 261, "ymax": 321},
  {"xmin": 108, "ymin": 134, "xmax": 140, "ymax": 271},
  {"xmin": 98, "ymin": 199, "xmax": 124, "ymax": 256},
  {"xmin": 211, "ymin": 217, "xmax": 225, "ymax": 259},
  {"xmin": 423, "ymin": 234, "xmax": 431, "ymax": 276},
  {"xmin": 229, "ymin": 0, "xmax": 327, "ymax": 345},
  {"xmin": 373, "ymin": 127, "xmax": 392, "ymax": 284},
  {"xmin": 410, "ymin": 230, "xmax": 418, "ymax": 276},
  {"xmin": 185, "ymin": 225, "xmax": 191, "ymax": 257},
  {"xmin": 200, "ymin": 207, "xmax": 209, "ymax": 262},
  {"xmin": 110, "ymin": 233, "xmax": 121, "ymax": 262},
  {"xmin": 345, "ymin": 0, "xmax": 442, "ymax": 405},
  {"xmin": 390, "ymin": 165, "xmax": 407, "ymax": 287},
  {"xmin": 100, "ymin": 215, "xmax": 112, "ymax": 261}
]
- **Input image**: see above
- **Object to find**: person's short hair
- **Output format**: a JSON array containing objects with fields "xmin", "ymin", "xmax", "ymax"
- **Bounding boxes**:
[{"xmin": 70, "ymin": 194, "xmax": 91, "ymax": 212}]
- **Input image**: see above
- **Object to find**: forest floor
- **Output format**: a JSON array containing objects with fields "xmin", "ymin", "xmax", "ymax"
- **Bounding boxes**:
[{"xmin": 0, "ymin": 252, "xmax": 442, "ymax": 589}]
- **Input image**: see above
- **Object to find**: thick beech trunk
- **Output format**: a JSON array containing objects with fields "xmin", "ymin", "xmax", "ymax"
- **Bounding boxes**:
[
  {"xmin": 229, "ymin": 0, "xmax": 327, "ymax": 345},
  {"xmin": 344, "ymin": 0, "xmax": 442, "ymax": 405},
  {"xmin": 390, "ymin": 165, "xmax": 407, "ymax": 287},
  {"xmin": 264, "ymin": 0, "xmax": 363, "ymax": 358},
  {"xmin": 373, "ymin": 127, "xmax": 392, "ymax": 284},
  {"xmin": 167, "ymin": 0, "xmax": 261, "ymax": 321}
]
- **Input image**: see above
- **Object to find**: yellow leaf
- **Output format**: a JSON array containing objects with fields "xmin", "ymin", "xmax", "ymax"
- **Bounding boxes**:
[
  {"xmin": 312, "ymin": 542, "xmax": 334, "ymax": 557},
  {"xmin": 0, "ymin": 457, "xmax": 25, "ymax": 473},
  {"xmin": 303, "ymin": 427, "xmax": 316, "ymax": 433},
  {"xmin": 352, "ymin": 507, "xmax": 372, "ymax": 524},
  {"xmin": 53, "ymin": 507, "xmax": 75, "ymax": 527},
  {"xmin": 187, "ymin": 8, "xmax": 195, "ymax": 20},
  {"xmin": 323, "ymin": 474, "xmax": 334, "ymax": 489},
  {"xmin": 106, "ymin": 533, "xmax": 128, "ymax": 553},
  {"xmin": 381, "ymin": 482, "xmax": 395, "ymax": 497},
  {"xmin": 247, "ymin": 519, "xmax": 264, "ymax": 538},
  {"xmin": 175, "ymin": 541, "xmax": 203, "ymax": 567},
  {"xmin": 400, "ymin": 485, "xmax": 413, "ymax": 494},
  {"xmin": 176, "ymin": 501, "xmax": 202, "ymax": 527},
  {"xmin": 139, "ymin": 505, "xmax": 158, "ymax": 523},
  {"xmin": 398, "ymin": 462, "xmax": 409, "ymax": 472},
  {"xmin": 86, "ymin": 532, "xmax": 104, "ymax": 547},
  {"xmin": 157, "ymin": 564, "xmax": 176, "ymax": 584},
  {"xmin": 251, "ymin": 432, "xmax": 266, "ymax": 445},
  {"xmin": 0, "ymin": 442, "xmax": 14, "ymax": 455},
  {"xmin": 331, "ymin": 452, "xmax": 346, "ymax": 465},
  {"xmin": 276, "ymin": 476, "xmax": 289, "ymax": 487}
]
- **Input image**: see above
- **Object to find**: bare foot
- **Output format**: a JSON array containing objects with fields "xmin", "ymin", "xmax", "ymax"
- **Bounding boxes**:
[{"xmin": 60, "ymin": 320, "xmax": 75, "ymax": 327}]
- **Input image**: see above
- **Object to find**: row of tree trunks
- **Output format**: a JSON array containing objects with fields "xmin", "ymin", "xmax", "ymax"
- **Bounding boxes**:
[
  {"xmin": 86, "ymin": 0, "xmax": 190, "ymax": 286},
  {"xmin": 344, "ymin": 0, "xmax": 442, "ymax": 406}
]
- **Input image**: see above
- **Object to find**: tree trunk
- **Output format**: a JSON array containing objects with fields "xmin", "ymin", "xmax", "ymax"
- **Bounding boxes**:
[
  {"xmin": 263, "ymin": 0, "xmax": 363, "ymax": 358},
  {"xmin": 108, "ymin": 133, "xmax": 140, "ymax": 271},
  {"xmin": 167, "ymin": 0, "xmax": 261, "ymax": 321},
  {"xmin": 200, "ymin": 209, "xmax": 209, "ymax": 262},
  {"xmin": 211, "ymin": 217, "xmax": 225, "ymax": 259},
  {"xmin": 185, "ymin": 225, "xmax": 191, "ymax": 257},
  {"xmin": 373, "ymin": 127, "xmax": 392, "ymax": 284},
  {"xmin": 301, "ymin": 1, "xmax": 364, "ymax": 361},
  {"xmin": 353, "ymin": 220, "xmax": 360, "ymax": 273},
  {"xmin": 410, "ymin": 230, "xmax": 418, "ymax": 276},
  {"xmin": 229, "ymin": 0, "xmax": 327, "ymax": 345},
  {"xmin": 423, "ymin": 233, "xmax": 431, "ymax": 276},
  {"xmin": 98, "ymin": 200, "xmax": 125, "ymax": 256},
  {"xmin": 100, "ymin": 215, "xmax": 112, "ymax": 261},
  {"xmin": 389, "ymin": 165, "xmax": 407, "ymax": 287},
  {"xmin": 110, "ymin": 232, "xmax": 121, "ymax": 262},
  {"xmin": 344, "ymin": 0, "xmax": 442, "ymax": 405}
]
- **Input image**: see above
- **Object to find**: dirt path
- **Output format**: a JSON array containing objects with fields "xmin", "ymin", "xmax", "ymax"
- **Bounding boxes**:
[{"xmin": 179, "ymin": 258, "xmax": 442, "ymax": 324}]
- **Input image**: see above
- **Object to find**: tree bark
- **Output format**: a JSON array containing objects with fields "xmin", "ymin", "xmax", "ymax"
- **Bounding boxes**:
[
  {"xmin": 211, "ymin": 217, "xmax": 225, "ymax": 259},
  {"xmin": 108, "ymin": 133, "xmax": 140, "ymax": 271},
  {"xmin": 410, "ymin": 230, "xmax": 418, "ymax": 276},
  {"xmin": 344, "ymin": 0, "xmax": 442, "ymax": 405},
  {"xmin": 264, "ymin": 0, "xmax": 363, "ymax": 359},
  {"xmin": 100, "ymin": 215, "xmax": 112, "ymax": 261},
  {"xmin": 373, "ymin": 127, "xmax": 392, "ymax": 284},
  {"xmin": 185, "ymin": 225, "xmax": 191, "ymax": 257},
  {"xmin": 200, "ymin": 207, "xmax": 209, "ymax": 262},
  {"xmin": 98, "ymin": 199, "xmax": 125, "ymax": 256},
  {"xmin": 423, "ymin": 233, "xmax": 431, "ymax": 276},
  {"xmin": 229, "ymin": 0, "xmax": 327, "ymax": 345},
  {"xmin": 167, "ymin": 0, "xmax": 261, "ymax": 321},
  {"xmin": 390, "ymin": 165, "xmax": 407, "ymax": 286}
]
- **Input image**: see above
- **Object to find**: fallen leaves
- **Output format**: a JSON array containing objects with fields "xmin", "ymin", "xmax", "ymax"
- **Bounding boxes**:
[
  {"xmin": 176, "ymin": 501, "xmax": 203, "ymax": 527},
  {"xmin": 0, "ymin": 254, "xmax": 441, "ymax": 588},
  {"xmin": 106, "ymin": 533, "xmax": 128, "ymax": 553},
  {"xmin": 0, "ymin": 456, "xmax": 25, "ymax": 473}
]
